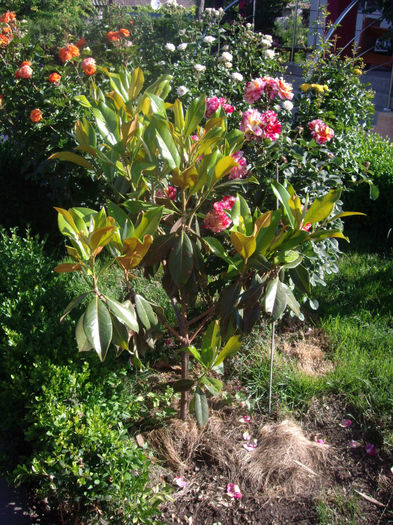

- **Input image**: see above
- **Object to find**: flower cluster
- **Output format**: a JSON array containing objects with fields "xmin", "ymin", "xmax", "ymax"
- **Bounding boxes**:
[
  {"xmin": 244, "ymin": 76, "xmax": 293, "ymax": 104},
  {"xmin": 205, "ymin": 97, "xmax": 234, "ymax": 118},
  {"xmin": 156, "ymin": 185, "xmax": 177, "ymax": 201},
  {"xmin": 49, "ymin": 72, "xmax": 61, "ymax": 84},
  {"xmin": 106, "ymin": 28, "xmax": 130, "ymax": 42},
  {"xmin": 0, "ymin": 11, "xmax": 16, "ymax": 24},
  {"xmin": 58, "ymin": 44, "xmax": 80, "ymax": 63},
  {"xmin": 240, "ymin": 109, "xmax": 281, "ymax": 142},
  {"xmin": 0, "ymin": 22, "xmax": 13, "ymax": 47},
  {"xmin": 81, "ymin": 57, "xmax": 96, "ymax": 76},
  {"xmin": 308, "ymin": 119, "xmax": 334, "ymax": 145},
  {"xmin": 229, "ymin": 151, "xmax": 248, "ymax": 180},
  {"xmin": 204, "ymin": 195, "xmax": 235, "ymax": 233},
  {"xmin": 300, "ymin": 83, "xmax": 329, "ymax": 94},
  {"xmin": 15, "ymin": 61, "xmax": 32, "ymax": 79}
]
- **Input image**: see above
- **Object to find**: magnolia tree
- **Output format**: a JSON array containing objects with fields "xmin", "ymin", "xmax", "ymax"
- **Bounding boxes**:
[{"xmin": 53, "ymin": 68, "xmax": 363, "ymax": 425}]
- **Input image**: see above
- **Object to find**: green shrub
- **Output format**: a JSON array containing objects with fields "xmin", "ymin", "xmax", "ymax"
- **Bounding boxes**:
[
  {"xmin": 343, "ymin": 131, "xmax": 393, "ymax": 248},
  {"xmin": 0, "ymin": 228, "xmax": 167, "ymax": 523}
]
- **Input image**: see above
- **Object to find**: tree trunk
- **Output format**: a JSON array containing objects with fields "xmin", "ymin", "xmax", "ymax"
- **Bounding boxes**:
[{"xmin": 180, "ymin": 349, "xmax": 190, "ymax": 420}]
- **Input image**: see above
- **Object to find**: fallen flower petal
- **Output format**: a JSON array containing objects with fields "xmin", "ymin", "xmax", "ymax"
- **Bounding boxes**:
[
  {"xmin": 349, "ymin": 440, "xmax": 362, "ymax": 448},
  {"xmin": 226, "ymin": 483, "xmax": 242, "ymax": 499},
  {"xmin": 340, "ymin": 419, "xmax": 352, "ymax": 428},
  {"xmin": 239, "ymin": 416, "xmax": 250, "ymax": 424},
  {"xmin": 243, "ymin": 440, "xmax": 257, "ymax": 452},
  {"xmin": 365, "ymin": 443, "xmax": 377, "ymax": 456},
  {"xmin": 174, "ymin": 477, "xmax": 187, "ymax": 488},
  {"xmin": 242, "ymin": 431, "xmax": 251, "ymax": 441},
  {"xmin": 317, "ymin": 439, "xmax": 325, "ymax": 444}
]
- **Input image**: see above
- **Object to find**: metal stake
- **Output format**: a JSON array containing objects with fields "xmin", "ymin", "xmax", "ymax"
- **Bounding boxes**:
[
  {"xmin": 252, "ymin": 0, "xmax": 256, "ymax": 29},
  {"xmin": 268, "ymin": 321, "xmax": 275, "ymax": 414},
  {"xmin": 290, "ymin": 0, "xmax": 299, "ymax": 63}
]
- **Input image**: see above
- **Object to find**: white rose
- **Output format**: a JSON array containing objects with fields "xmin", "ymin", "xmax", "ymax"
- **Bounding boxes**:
[
  {"xmin": 203, "ymin": 36, "xmax": 215, "ymax": 44},
  {"xmin": 194, "ymin": 63, "xmax": 206, "ymax": 72},
  {"xmin": 177, "ymin": 43, "xmax": 188, "ymax": 51},
  {"xmin": 230, "ymin": 72, "xmax": 243, "ymax": 82},
  {"xmin": 224, "ymin": 62, "xmax": 232, "ymax": 69},
  {"xmin": 246, "ymin": 23, "xmax": 252, "ymax": 29},
  {"xmin": 261, "ymin": 38, "xmax": 272, "ymax": 48},
  {"xmin": 219, "ymin": 51, "xmax": 233, "ymax": 62},
  {"xmin": 222, "ymin": 45, "xmax": 229, "ymax": 51},
  {"xmin": 264, "ymin": 49, "xmax": 275, "ymax": 59},
  {"xmin": 165, "ymin": 43, "xmax": 176, "ymax": 52},
  {"xmin": 282, "ymin": 100, "xmax": 294, "ymax": 111},
  {"xmin": 177, "ymin": 85, "xmax": 189, "ymax": 96},
  {"xmin": 274, "ymin": 104, "xmax": 281, "ymax": 113}
]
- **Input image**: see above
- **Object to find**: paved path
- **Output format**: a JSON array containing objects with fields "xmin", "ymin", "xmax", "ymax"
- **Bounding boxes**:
[{"xmin": 0, "ymin": 478, "xmax": 30, "ymax": 524}]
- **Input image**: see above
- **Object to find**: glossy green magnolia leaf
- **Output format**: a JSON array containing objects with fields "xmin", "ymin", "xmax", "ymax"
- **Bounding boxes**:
[
  {"xmin": 281, "ymin": 283, "xmax": 301, "ymax": 317},
  {"xmin": 76, "ymin": 313, "xmax": 93, "ymax": 352},
  {"xmin": 149, "ymin": 115, "xmax": 180, "ymax": 169},
  {"xmin": 225, "ymin": 129, "xmax": 245, "ymax": 153},
  {"xmin": 74, "ymin": 95, "xmax": 92, "ymax": 108},
  {"xmin": 369, "ymin": 183, "xmax": 379, "ymax": 200},
  {"xmin": 255, "ymin": 210, "xmax": 281, "ymax": 256},
  {"xmin": 89, "ymin": 226, "xmax": 115, "ymax": 252},
  {"xmin": 304, "ymin": 189, "xmax": 342, "ymax": 224},
  {"xmin": 184, "ymin": 95, "xmax": 206, "ymax": 138},
  {"xmin": 172, "ymin": 379, "xmax": 195, "ymax": 392},
  {"xmin": 83, "ymin": 296, "xmax": 113, "ymax": 361},
  {"xmin": 104, "ymin": 296, "xmax": 139, "ymax": 332},
  {"xmin": 231, "ymin": 194, "xmax": 253, "ymax": 235},
  {"xmin": 194, "ymin": 387, "xmax": 209, "ymax": 427},
  {"xmin": 264, "ymin": 278, "xmax": 287, "ymax": 322},
  {"xmin": 60, "ymin": 292, "xmax": 90, "ymax": 324},
  {"xmin": 289, "ymin": 265, "xmax": 311, "ymax": 295},
  {"xmin": 201, "ymin": 320, "xmax": 221, "ymax": 367},
  {"xmin": 133, "ymin": 206, "xmax": 163, "ymax": 239},
  {"xmin": 200, "ymin": 376, "xmax": 223, "ymax": 395},
  {"xmin": 49, "ymin": 151, "xmax": 96, "ymax": 171},
  {"xmin": 203, "ymin": 237, "xmax": 233, "ymax": 266},
  {"xmin": 213, "ymin": 335, "xmax": 241, "ymax": 367},
  {"xmin": 230, "ymin": 231, "xmax": 256, "ymax": 260},
  {"xmin": 214, "ymin": 155, "xmax": 237, "ymax": 181},
  {"xmin": 271, "ymin": 180, "xmax": 296, "ymax": 228},
  {"xmin": 327, "ymin": 211, "xmax": 366, "ymax": 222},
  {"xmin": 129, "ymin": 67, "xmax": 144, "ymax": 100},
  {"xmin": 187, "ymin": 345, "xmax": 204, "ymax": 366},
  {"xmin": 111, "ymin": 314, "xmax": 130, "ymax": 351},
  {"xmin": 168, "ymin": 231, "xmax": 193, "ymax": 287},
  {"xmin": 135, "ymin": 294, "xmax": 158, "ymax": 330},
  {"xmin": 172, "ymin": 99, "xmax": 185, "ymax": 131}
]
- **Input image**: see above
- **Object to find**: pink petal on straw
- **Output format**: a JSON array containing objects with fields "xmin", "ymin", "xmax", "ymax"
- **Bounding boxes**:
[
  {"xmin": 340, "ymin": 419, "xmax": 353, "ymax": 428},
  {"xmin": 365, "ymin": 443, "xmax": 377, "ymax": 456},
  {"xmin": 226, "ymin": 483, "xmax": 242, "ymax": 499},
  {"xmin": 239, "ymin": 416, "xmax": 251, "ymax": 424},
  {"xmin": 349, "ymin": 440, "xmax": 362, "ymax": 448},
  {"xmin": 317, "ymin": 439, "xmax": 325, "ymax": 444},
  {"xmin": 243, "ymin": 440, "xmax": 257, "ymax": 452},
  {"xmin": 174, "ymin": 477, "xmax": 187, "ymax": 488}
]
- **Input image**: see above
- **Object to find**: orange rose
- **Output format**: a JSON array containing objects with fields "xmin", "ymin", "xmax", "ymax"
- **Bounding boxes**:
[
  {"xmin": 30, "ymin": 109, "xmax": 43, "ymax": 123},
  {"xmin": 2, "ymin": 26, "xmax": 11, "ymax": 34},
  {"xmin": 58, "ymin": 43, "xmax": 80, "ymax": 63},
  {"xmin": 16, "ymin": 64, "xmax": 33, "ymax": 79},
  {"xmin": 129, "ymin": 20, "xmax": 134, "ymax": 24},
  {"xmin": 81, "ymin": 57, "xmax": 96, "ymax": 76},
  {"xmin": 76, "ymin": 37, "xmax": 86, "ymax": 49},
  {"xmin": 21, "ymin": 60, "xmax": 32, "ymax": 66},
  {"xmin": 49, "ymin": 72, "xmax": 61, "ymax": 83},
  {"xmin": 0, "ymin": 11, "xmax": 16, "ymax": 24},
  {"xmin": 0, "ymin": 34, "xmax": 11, "ymax": 47},
  {"xmin": 106, "ymin": 30, "xmax": 120, "ymax": 42},
  {"xmin": 119, "ymin": 28, "xmax": 130, "ymax": 37}
]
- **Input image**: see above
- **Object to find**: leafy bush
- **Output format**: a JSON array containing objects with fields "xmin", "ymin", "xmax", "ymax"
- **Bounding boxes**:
[
  {"xmin": 0, "ymin": 228, "xmax": 166, "ymax": 523},
  {"xmin": 343, "ymin": 130, "xmax": 393, "ymax": 248}
]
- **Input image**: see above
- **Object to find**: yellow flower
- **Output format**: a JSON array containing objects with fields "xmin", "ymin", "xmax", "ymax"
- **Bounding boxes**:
[
  {"xmin": 323, "ymin": 85, "xmax": 329, "ymax": 91},
  {"xmin": 354, "ymin": 68, "xmax": 362, "ymax": 76},
  {"xmin": 315, "ymin": 85, "xmax": 324, "ymax": 93},
  {"xmin": 300, "ymin": 83, "xmax": 309, "ymax": 92}
]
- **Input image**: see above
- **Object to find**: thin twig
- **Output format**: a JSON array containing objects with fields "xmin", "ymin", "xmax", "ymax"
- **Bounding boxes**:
[
  {"xmin": 189, "ymin": 310, "xmax": 216, "ymax": 344},
  {"xmin": 187, "ymin": 305, "xmax": 215, "ymax": 327}
]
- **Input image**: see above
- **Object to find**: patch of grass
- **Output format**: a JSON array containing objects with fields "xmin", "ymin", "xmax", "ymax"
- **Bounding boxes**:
[
  {"xmin": 315, "ymin": 490, "xmax": 361, "ymax": 524},
  {"xmin": 237, "ymin": 251, "xmax": 393, "ymax": 445}
]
